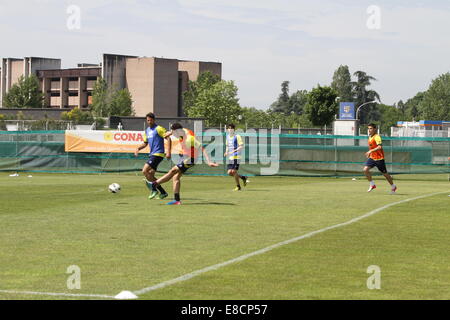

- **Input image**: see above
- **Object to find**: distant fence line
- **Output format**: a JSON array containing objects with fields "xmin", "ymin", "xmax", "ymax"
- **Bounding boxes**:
[{"xmin": 0, "ymin": 130, "xmax": 448, "ymax": 177}]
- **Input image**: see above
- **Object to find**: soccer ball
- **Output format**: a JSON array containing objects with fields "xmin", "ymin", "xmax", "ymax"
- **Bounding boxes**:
[{"xmin": 108, "ymin": 183, "xmax": 121, "ymax": 193}]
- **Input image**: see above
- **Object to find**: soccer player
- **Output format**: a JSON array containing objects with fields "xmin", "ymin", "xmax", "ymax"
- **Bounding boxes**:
[
  {"xmin": 150, "ymin": 123, "xmax": 218, "ymax": 205},
  {"xmin": 364, "ymin": 123, "xmax": 397, "ymax": 194},
  {"xmin": 134, "ymin": 113, "xmax": 172, "ymax": 200},
  {"xmin": 224, "ymin": 124, "xmax": 248, "ymax": 191}
]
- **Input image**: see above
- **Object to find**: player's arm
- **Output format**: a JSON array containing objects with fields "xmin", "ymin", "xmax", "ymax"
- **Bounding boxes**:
[
  {"xmin": 226, "ymin": 145, "xmax": 244, "ymax": 155},
  {"xmin": 365, "ymin": 145, "xmax": 382, "ymax": 158},
  {"xmin": 233, "ymin": 137, "xmax": 244, "ymax": 154},
  {"xmin": 194, "ymin": 137, "xmax": 217, "ymax": 167},
  {"xmin": 163, "ymin": 131, "xmax": 173, "ymax": 139},
  {"xmin": 202, "ymin": 147, "xmax": 219, "ymax": 167},
  {"xmin": 135, "ymin": 141, "xmax": 148, "ymax": 157},
  {"xmin": 165, "ymin": 137, "xmax": 172, "ymax": 159},
  {"xmin": 157, "ymin": 126, "xmax": 172, "ymax": 159},
  {"xmin": 365, "ymin": 136, "xmax": 383, "ymax": 157}
]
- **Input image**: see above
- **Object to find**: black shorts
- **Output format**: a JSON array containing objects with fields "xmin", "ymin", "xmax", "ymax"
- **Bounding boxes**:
[
  {"xmin": 146, "ymin": 155, "xmax": 164, "ymax": 170},
  {"xmin": 177, "ymin": 157, "xmax": 195, "ymax": 173},
  {"xmin": 365, "ymin": 158, "xmax": 387, "ymax": 174},
  {"xmin": 227, "ymin": 159, "xmax": 240, "ymax": 171}
]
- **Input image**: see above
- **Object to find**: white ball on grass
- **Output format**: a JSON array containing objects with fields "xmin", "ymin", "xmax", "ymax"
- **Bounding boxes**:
[{"xmin": 108, "ymin": 183, "xmax": 121, "ymax": 193}]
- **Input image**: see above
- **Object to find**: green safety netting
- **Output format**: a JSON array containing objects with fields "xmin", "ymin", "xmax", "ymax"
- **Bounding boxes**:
[{"xmin": 0, "ymin": 131, "xmax": 449, "ymax": 177}]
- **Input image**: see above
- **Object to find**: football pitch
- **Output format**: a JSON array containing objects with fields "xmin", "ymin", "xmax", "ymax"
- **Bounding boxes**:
[{"xmin": 0, "ymin": 172, "xmax": 449, "ymax": 300}]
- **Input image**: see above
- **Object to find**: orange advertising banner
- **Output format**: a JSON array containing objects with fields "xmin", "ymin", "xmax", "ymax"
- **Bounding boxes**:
[
  {"xmin": 65, "ymin": 130, "xmax": 149, "ymax": 153},
  {"xmin": 65, "ymin": 130, "xmax": 182, "ymax": 154}
]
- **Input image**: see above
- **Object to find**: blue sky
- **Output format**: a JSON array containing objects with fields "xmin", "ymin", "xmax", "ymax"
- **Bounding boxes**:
[{"xmin": 1, "ymin": 0, "xmax": 450, "ymax": 109}]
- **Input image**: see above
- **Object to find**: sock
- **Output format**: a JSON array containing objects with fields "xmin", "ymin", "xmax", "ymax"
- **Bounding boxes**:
[
  {"xmin": 151, "ymin": 181, "xmax": 158, "ymax": 191},
  {"xmin": 157, "ymin": 185, "xmax": 166, "ymax": 194},
  {"xmin": 240, "ymin": 175, "xmax": 246, "ymax": 181},
  {"xmin": 174, "ymin": 193, "xmax": 181, "ymax": 202},
  {"xmin": 391, "ymin": 184, "xmax": 396, "ymax": 189},
  {"xmin": 236, "ymin": 185, "xmax": 241, "ymax": 190},
  {"xmin": 370, "ymin": 181, "xmax": 375, "ymax": 186}
]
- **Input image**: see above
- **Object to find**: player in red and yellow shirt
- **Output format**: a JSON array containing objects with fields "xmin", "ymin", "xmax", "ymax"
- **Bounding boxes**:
[
  {"xmin": 364, "ymin": 123, "xmax": 397, "ymax": 194},
  {"xmin": 150, "ymin": 123, "xmax": 218, "ymax": 205}
]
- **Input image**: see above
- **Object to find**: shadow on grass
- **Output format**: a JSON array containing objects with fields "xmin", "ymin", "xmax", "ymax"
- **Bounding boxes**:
[{"xmin": 183, "ymin": 202, "xmax": 236, "ymax": 206}]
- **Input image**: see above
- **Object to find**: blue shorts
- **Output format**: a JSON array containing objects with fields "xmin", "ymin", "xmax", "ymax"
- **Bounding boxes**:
[
  {"xmin": 365, "ymin": 158, "xmax": 387, "ymax": 174},
  {"xmin": 146, "ymin": 155, "xmax": 164, "ymax": 170},
  {"xmin": 227, "ymin": 159, "xmax": 240, "ymax": 171},
  {"xmin": 177, "ymin": 157, "xmax": 195, "ymax": 173}
]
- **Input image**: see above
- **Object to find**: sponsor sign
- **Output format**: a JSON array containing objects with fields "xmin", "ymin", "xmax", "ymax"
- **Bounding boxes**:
[
  {"xmin": 65, "ymin": 130, "xmax": 149, "ymax": 153},
  {"xmin": 339, "ymin": 102, "xmax": 356, "ymax": 120}
]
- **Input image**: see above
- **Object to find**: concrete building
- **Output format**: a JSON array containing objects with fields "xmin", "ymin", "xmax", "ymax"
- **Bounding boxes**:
[
  {"xmin": 37, "ymin": 66, "xmax": 101, "ymax": 109},
  {"xmin": 0, "ymin": 57, "xmax": 61, "ymax": 108},
  {"xmin": 0, "ymin": 54, "xmax": 222, "ymax": 117}
]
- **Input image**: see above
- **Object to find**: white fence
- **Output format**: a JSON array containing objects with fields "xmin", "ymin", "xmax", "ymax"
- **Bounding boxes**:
[{"xmin": 391, "ymin": 126, "xmax": 450, "ymax": 138}]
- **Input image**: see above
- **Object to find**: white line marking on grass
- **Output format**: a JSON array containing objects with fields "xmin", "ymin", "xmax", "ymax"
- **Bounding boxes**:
[
  {"xmin": 133, "ymin": 191, "xmax": 448, "ymax": 296},
  {"xmin": 0, "ymin": 289, "xmax": 115, "ymax": 299}
]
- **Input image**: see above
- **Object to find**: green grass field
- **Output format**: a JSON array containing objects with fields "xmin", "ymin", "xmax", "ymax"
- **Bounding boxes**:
[{"xmin": 0, "ymin": 172, "xmax": 449, "ymax": 300}]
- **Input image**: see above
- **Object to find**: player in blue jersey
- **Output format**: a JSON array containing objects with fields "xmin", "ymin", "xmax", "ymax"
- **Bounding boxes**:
[
  {"xmin": 134, "ymin": 113, "xmax": 172, "ymax": 200},
  {"xmin": 224, "ymin": 124, "xmax": 248, "ymax": 191}
]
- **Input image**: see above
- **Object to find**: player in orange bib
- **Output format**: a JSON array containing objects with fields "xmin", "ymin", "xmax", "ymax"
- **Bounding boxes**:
[
  {"xmin": 364, "ymin": 123, "xmax": 397, "ymax": 194},
  {"xmin": 150, "ymin": 123, "xmax": 219, "ymax": 205}
]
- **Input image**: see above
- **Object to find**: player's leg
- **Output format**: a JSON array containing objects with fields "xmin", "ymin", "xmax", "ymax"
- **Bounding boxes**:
[
  {"xmin": 142, "ymin": 163, "xmax": 158, "ymax": 198},
  {"xmin": 227, "ymin": 167, "xmax": 236, "ymax": 189},
  {"xmin": 240, "ymin": 174, "xmax": 248, "ymax": 187},
  {"xmin": 155, "ymin": 166, "xmax": 179, "ymax": 186},
  {"xmin": 235, "ymin": 161, "xmax": 247, "ymax": 186},
  {"xmin": 167, "ymin": 162, "xmax": 189, "ymax": 205},
  {"xmin": 156, "ymin": 167, "xmax": 180, "ymax": 201},
  {"xmin": 364, "ymin": 163, "xmax": 377, "ymax": 192},
  {"xmin": 145, "ymin": 156, "xmax": 168, "ymax": 199},
  {"xmin": 167, "ymin": 171, "xmax": 182, "ymax": 205},
  {"xmin": 363, "ymin": 166, "xmax": 372, "ymax": 181},
  {"xmin": 232, "ymin": 169, "xmax": 242, "ymax": 191},
  {"xmin": 142, "ymin": 163, "xmax": 155, "ymax": 182},
  {"xmin": 378, "ymin": 160, "xmax": 397, "ymax": 193},
  {"xmin": 383, "ymin": 173, "xmax": 394, "ymax": 185}
]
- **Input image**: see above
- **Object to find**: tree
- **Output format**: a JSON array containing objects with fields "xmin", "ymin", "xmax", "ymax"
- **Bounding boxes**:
[
  {"xmin": 90, "ymin": 78, "xmax": 111, "ymax": 117},
  {"xmin": 91, "ymin": 78, "xmax": 134, "ymax": 117},
  {"xmin": 61, "ymin": 107, "xmax": 94, "ymax": 124},
  {"xmin": 404, "ymin": 92, "xmax": 425, "ymax": 121},
  {"xmin": 270, "ymin": 81, "xmax": 291, "ymax": 114},
  {"xmin": 304, "ymin": 85, "xmax": 338, "ymax": 126},
  {"xmin": 185, "ymin": 80, "xmax": 241, "ymax": 127},
  {"xmin": 183, "ymin": 71, "xmax": 221, "ymax": 116},
  {"xmin": 378, "ymin": 104, "xmax": 403, "ymax": 135},
  {"xmin": 418, "ymin": 73, "xmax": 450, "ymax": 120},
  {"xmin": 352, "ymin": 71, "xmax": 381, "ymax": 124},
  {"xmin": 396, "ymin": 100, "xmax": 406, "ymax": 118},
  {"xmin": 240, "ymin": 107, "xmax": 268, "ymax": 128},
  {"xmin": 3, "ymin": 75, "xmax": 44, "ymax": 109},
  {"xmin": 331, "ymin": 65, "xmax": 353, "ymax": 102},
  {"xmin": 109, "ymin": 89, "xmax": 134, "ymax": 116},
  {"xmin": 289, "ymin": 90, "xmax": 308, "ymax": 115}
]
